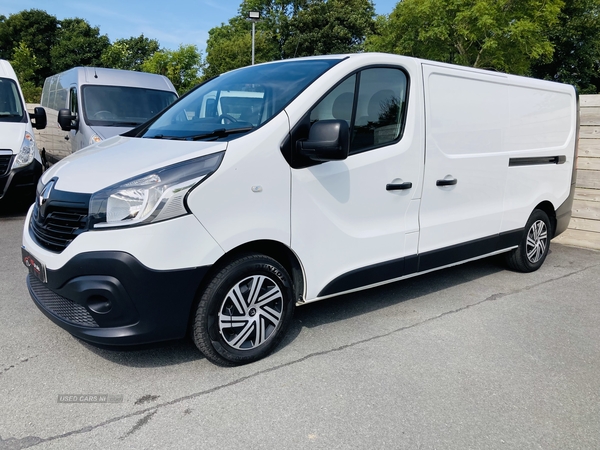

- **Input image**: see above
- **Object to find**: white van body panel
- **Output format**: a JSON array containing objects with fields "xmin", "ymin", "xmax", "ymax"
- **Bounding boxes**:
[
  {"xmin": 187, "ymin": 113, "xmax": 292, "ymax": 251},
  {"xmin": 22, "ymin": 207, "xmax": 224, "ymax": 271},
  {"xmin": 41, "ymin": 136, "xmax": 227, "ymax": 194},
  {"xmin": 419, "ymin": 63, "xmax": 576, "ymax": 254},
  {"xmin": 0, "ymin": 122, "xmax": 28, "ymax": 154},
  {"xmin": 286, "ymin": 55, "xmax": 426, "ymax": 300}
]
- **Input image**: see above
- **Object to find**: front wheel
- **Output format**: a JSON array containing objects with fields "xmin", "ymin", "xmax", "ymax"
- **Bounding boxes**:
[
  {"xmin": 193, "ymin": 254, "xmax": 295, "ymax": 366},
  {"xmin": 505, "ymin": 209, "xmax": 551, "ymax": 272}
]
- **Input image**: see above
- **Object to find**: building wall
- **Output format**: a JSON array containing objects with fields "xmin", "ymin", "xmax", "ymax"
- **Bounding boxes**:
[{"xmin": 555, "ymin": 94, "xmax": 600, "ymax": 250}]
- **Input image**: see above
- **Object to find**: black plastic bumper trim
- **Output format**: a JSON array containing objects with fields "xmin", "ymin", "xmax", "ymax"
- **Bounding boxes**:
[{"xmin": 26, "ymin": 251, "xmax": 210, "ymax": 345}]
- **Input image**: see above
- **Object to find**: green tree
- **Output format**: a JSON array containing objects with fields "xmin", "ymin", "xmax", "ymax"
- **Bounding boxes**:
[
  {"xmin": 531, "ymin": 0, "xmax": 600, "ymax": 93},
  {"xmin": 366, "ymin": 0, "xmax": 563, "ymax": 75},
  {"xmin": 0, "ymin": 9, "xmax": 58, "ymax": 84},
  {"xmin": 141, "ymin": 44, "xmax": 203, "ymax": 93},
  {"xmin": 239, "ymin": 0, "xmax": 308, "ymax": 60},
  {"xmin": 50, "ymin": 18, "xmax": 110, "ymax": 73},
  {"xmin": 101, "ymin": 34, "xmax": 160, "ymax": 71},
  {"xmin": 10, "ymin": 41, "xmax": 42, "ymax": 102},
  {"xmin": 284, "ymin": 0, "xmax": 375, "ymax": 57},
  {"xmin": 204, "ymin": 0, "xmax": 376, "ymax": 79},
  {"xmin": 203, "ymin": 16, "xmax": 273, "ymax": 79}
]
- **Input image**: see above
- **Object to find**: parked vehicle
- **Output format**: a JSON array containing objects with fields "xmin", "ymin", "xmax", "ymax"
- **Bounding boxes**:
[
  {"xmin": 36, "ymin": 67, "xmax": 178, "ymax": 165},
  {"xmin": 0, "ymin": 59, "xmax": 46, "ymax": 203},
  {"xmin": 22, "ymin": 53, "xmax": 577, "ymax": 366}
]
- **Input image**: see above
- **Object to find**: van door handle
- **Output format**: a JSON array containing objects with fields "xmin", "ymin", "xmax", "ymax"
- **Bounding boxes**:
[
  {"xmin": 436, "ymin": 178, "xmax": 457, "ymax": 186},
  {"xmin": 64, "ymin": 135, "xmax": 70, "ymax": 141},
  {"xmin": 386, "ymin": 182, "xmax": 412, "ymax": 191}
]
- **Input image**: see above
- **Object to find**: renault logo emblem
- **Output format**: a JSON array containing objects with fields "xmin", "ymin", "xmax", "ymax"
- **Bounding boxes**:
[{"xmin": 38, "ymin": 180, "xmax": 55, "ymax": 217}]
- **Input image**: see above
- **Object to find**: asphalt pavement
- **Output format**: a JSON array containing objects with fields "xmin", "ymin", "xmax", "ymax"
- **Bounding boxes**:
[{"xmin": 1, "ymin": 200, "xmax": 599, "ymax": 450}]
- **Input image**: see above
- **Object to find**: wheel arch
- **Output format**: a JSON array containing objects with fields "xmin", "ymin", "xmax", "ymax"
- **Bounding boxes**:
[
  {"xmin": 534, "ymin": 200, "xmax": 557, "ymax": 238},
  {"xmin": 187, "ymin": 239, "xmax": 306, "ymax": 333}
]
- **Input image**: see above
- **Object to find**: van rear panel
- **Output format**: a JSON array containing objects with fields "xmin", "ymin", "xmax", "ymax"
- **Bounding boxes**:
[{"xmin": 420, "ymin": 62, "xmax": 576, "ymax": 256}]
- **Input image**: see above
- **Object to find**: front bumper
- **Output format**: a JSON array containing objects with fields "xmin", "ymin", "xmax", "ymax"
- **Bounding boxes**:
[
  {"xmin": 26, "ymin": 251, "xmax": 210, "ymax": 345},
  {"xmin": 0, "ymin": 158, "xmax": 42, "ymax": 201}
]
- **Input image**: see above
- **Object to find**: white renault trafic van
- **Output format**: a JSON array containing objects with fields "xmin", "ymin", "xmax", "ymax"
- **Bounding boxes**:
[
  {"xmin": 36, "ymin": 67, "xmax": 177, "ymax": 165},
  {"xmin": 0, "ymin": 59, "xmax": 46, "ymax": 202},
  {"xmin": 22, "ymin": 54, "xmax": 577, "ymax": 366}
]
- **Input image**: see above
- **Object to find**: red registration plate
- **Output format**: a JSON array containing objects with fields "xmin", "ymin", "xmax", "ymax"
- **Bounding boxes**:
[{"xmin": 22, "ymin": 247, "xmax": 47, "ymax": 283}]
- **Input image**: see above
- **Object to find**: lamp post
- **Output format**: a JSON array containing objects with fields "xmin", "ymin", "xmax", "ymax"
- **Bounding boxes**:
[{"xmin": 248, "ymin": 11, "xmax": 260, "ymax": 65}]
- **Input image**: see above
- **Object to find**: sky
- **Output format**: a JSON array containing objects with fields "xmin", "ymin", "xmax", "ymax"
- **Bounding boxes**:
[{"xmin": 0, "ymin": 0, "xmax": 399, "ymax": 53}]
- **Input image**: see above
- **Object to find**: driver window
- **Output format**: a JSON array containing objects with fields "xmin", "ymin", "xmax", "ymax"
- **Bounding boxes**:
[
  {"xmin": 308, "ymin": 68, "xmax": 407, "ymax": 155},
  {"xmin": 310, "ymin": 75, "xmax": 356, "ymax": 124},
  {"xmin": 352, "ymin": 68, "xmax": 407, "ymax": 153}
]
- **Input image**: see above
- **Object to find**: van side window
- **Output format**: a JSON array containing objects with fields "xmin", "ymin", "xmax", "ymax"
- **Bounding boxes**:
[
  {"xmin": 309, "ymin": 68, "xmax": 407, "ymax": 155},
  {"xmin": 310, "ymin": 75, "xmax": 356, "ymax": 124},
  {"xmin": 352, "ymin": 68, "xmax": 407, "ymax": 153}
]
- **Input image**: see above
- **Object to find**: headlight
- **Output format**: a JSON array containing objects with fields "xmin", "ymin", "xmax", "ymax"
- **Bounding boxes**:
[
  {"xmin": 12, "ymin": 132, "xmax": 36, "ymax": 169},
  {"xmin": 89, "ymin": 152, "xmax": 224, "ymax": 228}
]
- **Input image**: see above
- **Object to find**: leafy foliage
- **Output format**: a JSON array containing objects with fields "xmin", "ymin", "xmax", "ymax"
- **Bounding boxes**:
[
  {"xmin": 101, "ymin": 35, "xmax": 160, "ymax": 71},
  {"xmin": 50, "ymin": 18, "xmax": 110, "ymax": 73},
  {"xmin": 0, "ymin": 9, "xmax": 58, "ymax": 84},
  {"xmin": 283, "ymin": 0, "xmax": 375, "ymax": 57},
  {"xmin": 141, "ymin": 44, "xmax": 203, "ymax": 94},
  {"xmin": 366, "ymin": 0, "xmax": 563, "ymax": 75},
  {"xmin": 9, "ymin": 42, "xmax": 42, "ymax": 102},
  {"xmin": 531, "ymin": 0, "xmax": 600, "ymax": 93},
  {"xmin": 203, "ymin": 0, "xmax": 376, "ymax": 78}
]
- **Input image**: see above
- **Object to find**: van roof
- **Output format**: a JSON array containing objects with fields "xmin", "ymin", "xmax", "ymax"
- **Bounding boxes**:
[
  {"xmin": 46, "ymin": 67, "xmax": 177, "ymax": 93},
  {"xmin": 0, "ymin": 59, "xmax": 17, "ymax": 80}
]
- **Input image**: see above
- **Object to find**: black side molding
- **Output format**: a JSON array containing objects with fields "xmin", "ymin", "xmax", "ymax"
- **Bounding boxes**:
[
  {"xmin": 318, "ymin": 229, "xmax": 523, "ymax": 298},
  {"xmin": 509, "ymin": 155, "xmax": 566, "ymax": 167}
]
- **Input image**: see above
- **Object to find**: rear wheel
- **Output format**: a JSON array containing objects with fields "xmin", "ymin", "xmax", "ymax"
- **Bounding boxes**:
[
  {"xmin": 193, "ymin": 254, "xmax": 295, "ymax": 366},
  {"xmin": 505, "ymin": 209, "xmax": 551, "ymax": 272}
]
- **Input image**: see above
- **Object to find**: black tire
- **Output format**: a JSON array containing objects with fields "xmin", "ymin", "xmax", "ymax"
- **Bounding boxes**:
[
  {"xmin": 192, "ymin": 253, "xmax": 295, "ymax": 366},
  {"xmin": 505, "ymin": 209, "xmax": 551, "ymax": 273}
]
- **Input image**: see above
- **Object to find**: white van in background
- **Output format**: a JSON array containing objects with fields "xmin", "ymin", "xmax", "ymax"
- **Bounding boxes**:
[
  {"xmin": 0, "ymin": 59, "xmax": 46, "ymax": 203},
  {"xmin": 36, "ymin": 67, "xmax": 178, "ymax": 165},
  {"xmin": 22, "ymin": 53, "xmax": 577, "ymax": 366}
]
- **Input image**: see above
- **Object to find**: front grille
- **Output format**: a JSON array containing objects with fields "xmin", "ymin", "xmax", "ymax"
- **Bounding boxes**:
[
  {"xmin": 0, "ymin": 154, "xmax": 12, "ymax": 175},
  {"xmin": 30, "ymin": 203, "xmax": 89, "ymax": 253},
  {"xmin": 28, "ymin": 275, "xmax": 99, "ymax": 327}
]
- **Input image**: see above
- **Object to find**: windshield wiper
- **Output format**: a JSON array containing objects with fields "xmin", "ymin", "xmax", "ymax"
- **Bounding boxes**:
[
  {"xmin": 149, "ymin": 134, "xmax": 187, "ymax": 140},
  {"xmin": 186, "ymin": 127, "xmax": 254, "ymax": 141},
  {"xmin": 0, "ymin": 113, "xmax": 21, "ymax": 117},
  {"xmin": 147, "ymin": 127, "xmax": 253, "ymax": 141},
  {"xmin": 110, "ymin": 121, "xmax": 141, "ymax": 127}
]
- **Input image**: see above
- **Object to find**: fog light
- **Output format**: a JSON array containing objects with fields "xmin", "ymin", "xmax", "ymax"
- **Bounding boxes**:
[{"xmin": 88, "ymin": 295, "xmax": 112, "ymax": 314}]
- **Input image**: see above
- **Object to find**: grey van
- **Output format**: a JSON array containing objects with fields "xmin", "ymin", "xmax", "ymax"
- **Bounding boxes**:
[{"xmin": 36, "ymin": 67, "xmax": 177, "ymax": 165}]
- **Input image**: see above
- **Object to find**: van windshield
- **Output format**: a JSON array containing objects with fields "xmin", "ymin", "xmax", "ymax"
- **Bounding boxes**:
[
  {"xmin": 82, "ymin": 85, "xmax": 177, "ymax": 127},
  {"xmin": 140, "ymin": 59, "xmax": 341, "ymax": 140},
  {"xmin": 0, "ymin": 78, "xmax": 25, "ymax": 123}
]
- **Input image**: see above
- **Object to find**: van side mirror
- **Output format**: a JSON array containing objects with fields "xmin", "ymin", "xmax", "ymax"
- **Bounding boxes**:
[
  {"xmin": 58, "ymin": 108, "xmax": 78, "ymax": 131},
  {"xmin": 297, "ymin": 119, "xmax": 349, "ymax": 162},
  {"xmin": 29, "ymin": 107, "xmax": 47, "ymax": 130}
]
